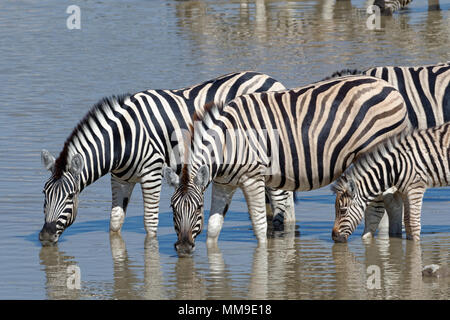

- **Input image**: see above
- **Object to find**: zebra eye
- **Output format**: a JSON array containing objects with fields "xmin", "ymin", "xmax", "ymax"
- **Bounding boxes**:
[{"xmin": 67, "ymin": 193, "xmax": 75, "ymax": 200}]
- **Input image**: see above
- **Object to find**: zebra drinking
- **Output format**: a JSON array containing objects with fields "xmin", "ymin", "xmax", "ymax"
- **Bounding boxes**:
[
  {"xmin": 326, "ymin": 62, "xmax": 450, "ymax": 237},
  {"xmin": 39, "ymin": 71, "xmax": 290, "ymax": 245},
  {"xmin": 331, "ymin": 122, "xmax": 450, "ymax": 242},
  {"xmin": 164, "ymin": 75, "xmax": 410, "ymax": 255}
]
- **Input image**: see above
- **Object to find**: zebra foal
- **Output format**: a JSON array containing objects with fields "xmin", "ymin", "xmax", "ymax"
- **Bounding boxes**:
[
  {"xmin": 332, "ymin": 122, "xmax": 450, "ymax": 242},
  {"xmin": 164, "ymin": 75, "xmax": 410, "ymax": 255}
]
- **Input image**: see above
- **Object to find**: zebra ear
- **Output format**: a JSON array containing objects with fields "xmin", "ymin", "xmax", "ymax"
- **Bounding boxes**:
[
  {"xmin": 69, "ymin": 154, "xmax": 84, "ymax": 176},
  {"xmin": 41, "ymin": 149, "xmax": 55, "ymax": 172},
  {"xmin": 194, "ymin": 165, "xmax": 210, "ymax": 188},
  {"xmin": 163, "ymin": 166, "xmax": 180, "ymax": 188}
]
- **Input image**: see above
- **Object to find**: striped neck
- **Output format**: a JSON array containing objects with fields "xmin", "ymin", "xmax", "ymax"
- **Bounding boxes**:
[
  {"xmin": 53, "ymin": 139, "xmax": 113, "ymax": 192},
  {"xmin": 52, "ymin": 94, "xmax": 131, "ymax": 192},
  {"xmin": 347, "ymin": 150, "xmax": 396, "ymax": 201}
]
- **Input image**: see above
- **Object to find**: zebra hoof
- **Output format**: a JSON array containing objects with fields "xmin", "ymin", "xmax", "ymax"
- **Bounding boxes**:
[
  {"xmin": 362, "ymin": 232, "xmax": 373, "ymax": 240},
  {"xmin": 406, "ymin": 234, "xmax": 421, "ymax": 241}
]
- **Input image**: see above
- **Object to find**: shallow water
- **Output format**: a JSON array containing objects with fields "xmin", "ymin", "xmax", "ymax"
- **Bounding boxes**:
[{"xmin": 0, "ymin": 0, "xmax": 449, "ymax": 300}]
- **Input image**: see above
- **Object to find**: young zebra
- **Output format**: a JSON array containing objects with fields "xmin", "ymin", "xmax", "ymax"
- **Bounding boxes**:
[
  {"xmin": 39, "ymin": 71, "xmax": 291, "ymax": 245},
  {"xmin": 331, "ymin": 122, "xmax": 450, "ymax": 242},
  {"xmin": 325, "ymin": 62, "xmax": 450, "ymax": 237},
  {"xmin": 164, "ymin": 75, "xmax": 410, "ymax": 255}
]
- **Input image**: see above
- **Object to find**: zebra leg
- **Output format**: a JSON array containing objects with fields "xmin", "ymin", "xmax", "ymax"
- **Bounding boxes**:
[
  {"xmin": 402, "ymin": 186, "xmax": 425, "ymax": 241},
  {"xmin": 265, "ymin": 188, "xmax": 295, "ymax": 230},
  {"xmin": 383, "ymin": 191, "xmax": 403, "ymax": 237},
  {"xmin": 140, "ymin": 165, "xmax": 164, "ymax": 237},
  {"xmin": 362, "ymin": 188, "xmax": 403, "ymax": 238},
  {"xmin": 265, "ymin": 189, "xmax": 295, "ymax": 223},
  {"xmin": 240, "ymin": 176, "xmax": 268, "ymax": 244},
  {"xmin": 362, "ymin": 197, "xmax": 386, "ymax": 239},
  {"xmin": 374, "ymin": 0, "xmax": 413, "ymax": 15},
  {"xmin": 284, "ymin": 191, "xmax": 296, "ymax": 222},
  {"xmin": 206, "ymin": 182, "xmax": 237, "ymax": 246},
  {"xmin": 110, "ymin": 175, "xmax": 136, "ymax": 232}
]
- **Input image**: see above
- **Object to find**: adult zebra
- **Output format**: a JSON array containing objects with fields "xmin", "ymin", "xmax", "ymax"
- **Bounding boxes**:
[
  {"xmin": 332, "ymin": 122, "xmax": 450, "ymax": 242},
  {"xmin": 325, "ymin": 62, "xmax": 450, "ymax": 237},
  {"xmin": 39, "ymin": 71, "xmax": 291, "ymax": 245},
  {"xmin": 164, "ymin": 75, "xmax": 410, "ymax": 255},
  {"xmin": 325, "ymin": 62, "xmax": 450, "ymax": 129}
]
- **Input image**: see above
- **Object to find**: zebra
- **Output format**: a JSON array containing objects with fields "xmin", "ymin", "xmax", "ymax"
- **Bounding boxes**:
[
  {"xmin": 39, "ymin": 71, "xmax": 292, "ymax": 245},
  {"xmin": 373, "ymin": 0, "xmax": 413, "ymax": 15},
  {"xmin": 325, "ymin": 62, "xmax": 450, "ymax": 237},
  {"xmin": 324, "ymin": 62, "xmax": 450, "ymax": 129},
  {"xmin": 331, "ymin": 122, "xmax": 450, "ymax": 242},
  {"xmin": 164, "ymin": 75, "xmax": 411, "ymax": 255}
]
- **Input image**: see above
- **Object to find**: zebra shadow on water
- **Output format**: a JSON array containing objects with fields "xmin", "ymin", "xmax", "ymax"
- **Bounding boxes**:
[
  {"xmin": 39, "ymin": 246, "xmax": 82, "ymax": 299},
  {"xmin": 37, "ymin": 222, "xmax": 449, "ymax": 299},
  {"xmin": 37, "ymin": 229, "xmax": 299, "ymax": 299},
  {"xmin": 332, "ymin": 235, "xmax": 450, "ymax": 299}
]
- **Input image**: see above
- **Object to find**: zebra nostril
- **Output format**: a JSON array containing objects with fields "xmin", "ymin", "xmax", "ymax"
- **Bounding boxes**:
[
  {"xmin": 175, "ymin": 240, "xmax": 195, "ymax": 257},
  {"xmin": 332, "ymin": 231, "xmax": 347, "ymax": 243}
]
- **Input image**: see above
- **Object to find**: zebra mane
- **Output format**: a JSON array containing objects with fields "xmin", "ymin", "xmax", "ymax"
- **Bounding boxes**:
[
  {"xmin": 179, "ymin": 100, "xmax": 220, "ymax": 189},
  {"xmin": 331, "ymin": 171, "xmax": 351, "ymax": 195},
  {"xmin": 190, "ymin": 100, "xmax": 217, "ymax": 132},
  {"xmin": 52, "ymin": 93, "xmax": 131, "ymax": 179},
  {"xmin": 332, "ymin": 126, "xmax": 416, "ymax": 195},
  {"xmin": 357, "ymin": 126, "xmax": 414, "ymax": 165},
  {"xmin": 321, "ymin": 69, "xmax": 364, "ymax": 81}
]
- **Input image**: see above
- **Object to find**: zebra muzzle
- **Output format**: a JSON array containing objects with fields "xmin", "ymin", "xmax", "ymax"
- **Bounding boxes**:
[
  {"xmin": 174, "ymin": 237, "xmax": 195, "ymax": 257},
  {"xmin": 39, "ymin": 222, "xmax": 59, "ymax": 246},
  {"xmin": 331, "ymin": 228, "xmax": 348, "ymax": 243}
]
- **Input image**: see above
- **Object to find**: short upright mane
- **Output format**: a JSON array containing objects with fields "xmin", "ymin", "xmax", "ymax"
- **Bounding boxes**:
[
  {"xmin": 180, "ymin": 100, "xmax": 219, "ymax": 187},
  {"xmin": 52, "ymin": 93, "xmax": 131, "ymax": 179},
  {"xmin": 190, "ymin": 100, "xmax": 216, "ymax": 133},
  {"xmin": 331, "ymin": 126, "xmax": 416, "ymax": 195},
  {"xmin": 322, "ymin": 69, "xmax": 363, "ymax": 81}
]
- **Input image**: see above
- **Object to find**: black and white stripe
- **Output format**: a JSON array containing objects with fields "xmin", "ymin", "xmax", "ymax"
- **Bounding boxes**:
[
  {"xmin": 325, "ymin": 62, "xmax": 450, "ymax": 236},
  {"xmin": 165, "ymin": 75, "xmax": 411, "ymax": 253},
  {"xmin": 332, "ymin": 122, "xmax": 450, "ymax": 242},
  {"xmin": 39, "ymin": 71, "xmax": 287, "ymax": 245},
  {"xmin": 373, "ymin": 0, "xmax": 413, "ymax": 15},
  {"xmin": 325, "ymin": 62, "xmax": 450, "ymax": 129}
]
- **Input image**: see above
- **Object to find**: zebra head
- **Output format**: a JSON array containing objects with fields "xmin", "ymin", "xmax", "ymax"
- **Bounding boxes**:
[
  {"xmin": 331, "ymin": 176, "xmax": 366, "ymax": 243},
  {"xmin": 39, "ymin": 150, "xmax": 84, "ymax": 246},
  {"xmin": 164, "ymin": 165, "xmax": 209, "ymax": 256}
]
